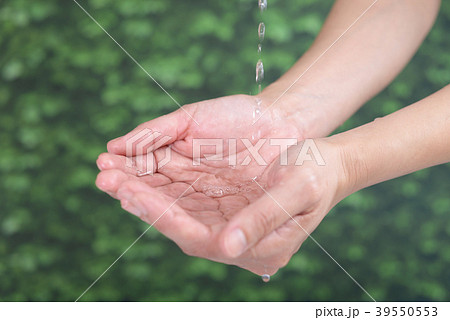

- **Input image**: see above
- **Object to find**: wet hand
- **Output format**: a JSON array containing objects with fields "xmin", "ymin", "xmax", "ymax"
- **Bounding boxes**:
[{"xmin": 95, "ymin": 94, "xmax": 339, "ymax": 275}]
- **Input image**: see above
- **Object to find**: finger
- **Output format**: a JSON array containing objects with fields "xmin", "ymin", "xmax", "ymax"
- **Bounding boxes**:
[
  {"xmin": 176, "ymin": 192, "xmax": 219, "ymax": 211},
  {"xmin": 219, "ymin": 177, "xmax": 315, "ymax": 258},
  {"xmin": 218, "ymin": 195, "xmax": 249, "ymax": 219},
  {"xmin": 95, "ymin": 169, "xmax": 130, "ymax": 198},
  {"xmin": 97, "ymin": 150, "xmax": 171, "ymax": 181},
  {"xmin": 254, "ymin": 214, "xmax": 314, "ymax": 261},
  {"xmin": 116, "ymin": 180, "xmax": 210, "ymax": 251},
  {"xmin": 242, "ymin": 211, "xmax": 324, "ymax": 275},
  {"xmin": 97, "ymin": 152, "xmax": 141, "ymax": 175},
  {"xmin": 155, "ymin": 183, "xmax": 197, "ymax": 199},
  {"xmin": 270, "ymin": 211, "xmax": 322, "ymax": 249},
  {"xmin": 107, "ymin": 109, "xmax": 192, "ymax": 155},
  {"xmin": 97, "ymin": 152, "xmax": 172, "ymax": 187}
]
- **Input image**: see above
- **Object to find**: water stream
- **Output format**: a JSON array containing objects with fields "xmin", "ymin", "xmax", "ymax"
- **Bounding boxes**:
[
  {"xmin": 256, "ymin": 0, "xmax": 266, "ymax": 95},
  {"xmin": 251, "ymin": 0, "xmax": 266, "ymax": 140},
  {"xmin": 257, "ymin": 0, "xmax": 271, "ymax": 284}
]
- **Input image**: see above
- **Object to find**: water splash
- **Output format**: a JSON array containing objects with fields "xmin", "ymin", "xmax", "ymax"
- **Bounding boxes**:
[
  {"xmin": 202, "ymin": 183, "xmax": 255, "ymax": 198},
  {"xmin": 203, "ymin": 187, "xmax": 225, "ymax": 198},
  {"xmin": 253, "ymin": 98, "xmax": 262, "ymax": 125},
  {"xmin": 252, "ymin": 98, "xmax": 262, "ymax": 138}
]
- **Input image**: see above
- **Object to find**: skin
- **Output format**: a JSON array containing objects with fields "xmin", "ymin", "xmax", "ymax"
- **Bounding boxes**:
[
  {"xmin": 96, "ymin": 95, "xmax": 313, "ymax": 275},
  {"xmin": 96, "ymin": 0, "xmax": 443, "ymax": 275}
]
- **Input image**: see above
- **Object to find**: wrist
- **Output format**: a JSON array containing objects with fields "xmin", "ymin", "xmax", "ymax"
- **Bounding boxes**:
[
  {"xmin": 325, "ymin": 133, "xmax": 370, "ymax": 200},
  {"xmin": 287, "ymin": 138, "xmax": 355, "ymax": 208},
  {"xmin": 257, "ymin": 81, "xmax": 346, "ymax": 139}
]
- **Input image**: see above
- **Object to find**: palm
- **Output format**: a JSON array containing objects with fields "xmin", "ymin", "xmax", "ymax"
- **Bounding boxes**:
[
  {"xmin": 99, "ymin": 149, "xmax": 294, "ymax": 274},
  {"xmin": 131, "ymin": 93, "xmax": 303, "ymax": 227},
  {"xmin": 178, "ymin": 94, "xmax": 302, "ymax": 141},
  {"xmin": 97, "ymin": 94, "xmax": 307, "ymax": 274}
]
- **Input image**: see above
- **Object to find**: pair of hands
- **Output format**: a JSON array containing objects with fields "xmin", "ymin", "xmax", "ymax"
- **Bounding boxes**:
[{"xmin": 96, "ymin": 94, "xmax": 349, "ymax": 275}]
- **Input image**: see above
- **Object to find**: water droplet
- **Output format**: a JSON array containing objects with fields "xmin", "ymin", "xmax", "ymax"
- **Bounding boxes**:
[
  {"xmin": 202, "ymin": 185, "xmax": 224, "ymax": 198},
  {"xmin": 259, "ymin": 0, "xmax": 267, "ymax": 12},
  {"xmin": 258, "ymin": 22, "xmax": 265, "ymax": 42},
  {"xmin": 257, "ymin": 43, "xmax": 262, "ymax": 54},
  {"xmin": 202, "ymin": 185, "xmax": 240, "ymax": 198},
  {"xmin": 262, "ymin": 274, "xmax": 270, "ymax": 282},
  {"xmin": 252, "ymin": 98, "xmax": 262, "ymax": 124},
  {"xmin": 256, "ymin": 59, "xmax": 264, "ymax": 84},
  {"xmin": 137, "ymin": 171, "xmax": 152, "ymax": 177},
  {"xmin": 210, "ymin": 189, "xmax": 224, "ymax": 197},
  {"xmin": 253, "ymin": 98, "xmax": 262, "ymax": 120}
]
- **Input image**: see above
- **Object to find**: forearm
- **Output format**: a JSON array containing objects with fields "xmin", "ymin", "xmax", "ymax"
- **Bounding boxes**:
[
  {"xmin": 331, "ymin": 85, "xmax": 450, "ymax": 197},
  {"xmin": 262, "ymin": 0, "xmax": 440, "ymax": 137}
]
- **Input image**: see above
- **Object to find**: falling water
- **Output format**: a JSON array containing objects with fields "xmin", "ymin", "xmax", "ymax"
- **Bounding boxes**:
[
  {"xmin": 252, "ymin": 0, "xmax": 266, "ymax": 134},
  {"xmin": 258, "ymin": 0, "xmax": 267, "ymax": 11},
  {"xmin": 255, "ymin": 60, "xmax": 264, "ymax": 94},
  {"xmin": 256, "ymin": 2, "xmax": 266, "ymax": 95},
  {"xmin": 257, "ymin": 1, "xmax": 270, "ymax": 283}
]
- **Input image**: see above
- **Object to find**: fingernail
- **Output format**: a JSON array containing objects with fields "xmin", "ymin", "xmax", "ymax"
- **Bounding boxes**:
[{"xmin": 225, "ymin": 228, "xmax": 247, "ymax": 258}]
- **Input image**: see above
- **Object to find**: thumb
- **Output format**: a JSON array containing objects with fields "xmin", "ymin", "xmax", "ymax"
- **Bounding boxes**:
[
  {"xmin": 220, "ymin": 178, "xmax": 313, "ymax": 258},
  {"xmin": 107, "ymin": 108, "xmax": 193, "ymax": 155}
]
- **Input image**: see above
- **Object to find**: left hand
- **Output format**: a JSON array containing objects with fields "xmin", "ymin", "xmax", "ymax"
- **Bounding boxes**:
[{"xmin": 97, "ymin": 133, "xmax": 348, "ymax": 275}]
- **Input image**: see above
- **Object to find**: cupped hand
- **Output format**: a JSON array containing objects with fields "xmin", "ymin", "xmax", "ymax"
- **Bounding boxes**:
[
  {"xmin": 106, "ymin": 93, "xmax": 307, "ymax": 166},
  {"xmin": 96, "ymin": 94, "xmax": 343, "ymax": 275}
]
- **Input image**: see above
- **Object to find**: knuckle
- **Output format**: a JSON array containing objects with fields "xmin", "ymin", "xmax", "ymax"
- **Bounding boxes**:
[
  {"xmin": 249, "ymin": 246, "xmax": 259, "ymax": 260},
  {"xmin": 181, "ymin": 244, "xmax": 205, "ymax": 259},
  {"xmin": 290, "ymin": 240, "xmax": 304, "ymax": 256},
  {"xmin": 179, "ymin": 242, "xmax": 200, "ymax": 257},
  {"xmin": 269, "ymin": 254, "xmax": 292, "ymax": 271},
  {"xmin": 180, "ymin": 246, "xmax": 194, "ymax": 257},
  {"xmin": 254, "ymin": 210, "xmax": 275, "ymax": 239},
  {"xmin": 120, "ymin": 180, "xmax": 136, "ymax": 191},
  {"xmin": 138, "ymin": 214, "xmax": 151, "ymax": 225},
  {"xmin": 301, "ymin": 169, "xmax": 322, "ymax": 203}
]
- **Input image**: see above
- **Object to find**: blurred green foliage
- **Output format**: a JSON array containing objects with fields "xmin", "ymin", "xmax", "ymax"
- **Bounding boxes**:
[{"xmin": 1, "ymin": 0, "xmax": 449, "ymax": 301}]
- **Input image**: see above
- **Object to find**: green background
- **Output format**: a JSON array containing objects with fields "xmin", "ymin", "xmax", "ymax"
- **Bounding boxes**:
[{"xmin": 1, "ymin": 0, "xmax": 449, "ymax": 301}]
